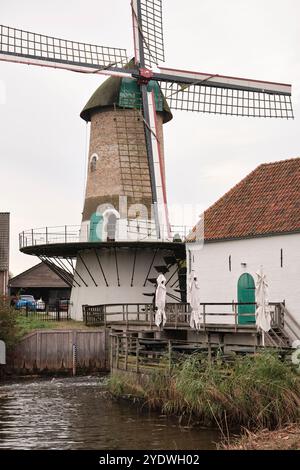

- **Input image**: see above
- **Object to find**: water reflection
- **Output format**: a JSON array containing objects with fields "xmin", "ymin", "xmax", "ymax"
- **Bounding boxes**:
[{"xmin": 0, "ymin": 377, "xmax": 219, "ymax": 450}]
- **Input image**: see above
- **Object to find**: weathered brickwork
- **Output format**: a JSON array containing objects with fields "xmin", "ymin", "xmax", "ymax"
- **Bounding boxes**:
[{"xmin": 82, "ymin": 107, "xmax": 166, "ymax": 222}]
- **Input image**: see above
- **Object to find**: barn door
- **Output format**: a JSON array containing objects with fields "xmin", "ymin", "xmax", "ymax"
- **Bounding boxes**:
[{"xmin": 237, "ymin": 273, "xmax": 256, "ymax": 324}]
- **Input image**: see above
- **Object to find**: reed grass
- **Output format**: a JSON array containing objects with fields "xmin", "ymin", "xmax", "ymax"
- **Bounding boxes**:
[{"xmin": 108, "ymin": 351, "xmax": 300, "ymax": 431}]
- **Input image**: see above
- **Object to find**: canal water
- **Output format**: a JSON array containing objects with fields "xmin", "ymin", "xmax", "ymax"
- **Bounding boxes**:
[{"xmin": 0, "ymin": 377, "xmax": 220, "ymax": 450}]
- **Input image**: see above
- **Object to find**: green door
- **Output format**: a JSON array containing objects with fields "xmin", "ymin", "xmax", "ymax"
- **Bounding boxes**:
[
  {"xmin": 237, "ymin": 273, "xmax": 256, "ymax": 324},
  {"xmin": 89, "ymin": 213, "xmax": 103, "ymax": 242}
]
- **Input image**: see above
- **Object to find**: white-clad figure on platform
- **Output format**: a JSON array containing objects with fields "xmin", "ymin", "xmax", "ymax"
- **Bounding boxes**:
[
  {"xmin": 155, "ymin": 274, "xmax": 167, "ymax": 328},
  {"xmin": 188, "ymin": 271, "xmax": 202, "ymax": 330}
]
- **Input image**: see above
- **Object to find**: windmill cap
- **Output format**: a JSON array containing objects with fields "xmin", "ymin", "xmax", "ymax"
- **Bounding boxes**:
[{"xmin": 80, "ymin": 71, "xmax": 173, "ymax": 123}]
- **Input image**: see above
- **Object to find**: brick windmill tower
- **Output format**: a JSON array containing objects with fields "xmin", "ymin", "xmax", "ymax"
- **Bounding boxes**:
[
  {"xmin": 0, "ymin": 1, "xmax": 293, "ymax": 320},
  {"xmin": 79, "ymin": 68, "xmax": 172, "ymax": 244}
]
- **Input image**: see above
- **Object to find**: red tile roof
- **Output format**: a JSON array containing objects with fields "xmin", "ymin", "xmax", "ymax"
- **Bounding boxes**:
[{"xmin": 190, "ymin": 157, "xmax": 300, "ymax": 242}]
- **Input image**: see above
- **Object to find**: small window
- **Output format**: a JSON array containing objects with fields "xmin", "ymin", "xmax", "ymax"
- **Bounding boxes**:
[{"xmin": 90, "ymin": 153, "xmax": 99, "ymax": 172}]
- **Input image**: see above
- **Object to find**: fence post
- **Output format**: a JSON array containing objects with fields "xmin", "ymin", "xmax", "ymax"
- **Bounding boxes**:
[
  {"xmin": 234, "ymin": 303, "xmax": 238, "ymax": 332},
  {"xmin": 125, "ymin": 336, "xmax": 128, "ymax": 371},
  {"xmin": 110, "ymin": 335, "xmax": 114, "ymax": 370},
  {"xmin": 26, "ymin": 303, "xmax": 29, "ymax": 318},
  {"xmin": 56, "ymin": 300, "xmax": 60, "ymax": 322},
  {"xmin": 203, "ymin": 304, "xmax": 206, "ymax": 331},
  {"xmin": 168, "ymin": 340, "xmax": 172, "ymax": 372},
  {"xmin": 207, "ymin": 332, "xmax": 212, "ymax": 364},
  {"xmin": 65, "ymin": 225, "xmax": 67, "ymax": 243},
  {"xmin": 31, "ymin": 228, "xmax": 34, "ymax": 246},
  {"xmin": 116, "ymin": 336, "xmax": 120, "ymax": 370},
  {"xmin": 136, "ymin": 339, "xmax": 139, "ymax": 373}
]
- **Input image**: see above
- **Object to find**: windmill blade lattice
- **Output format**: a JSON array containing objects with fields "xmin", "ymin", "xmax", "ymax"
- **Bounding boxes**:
[
  {"xmin": 132, "ymin": 0, "xmax": 165, "ymax": 68},
  {"xmin": 0, "ymin": 25, "xmax": 129, "ymax": 71},
  {"xmin": 155, "ymin": 67, "xmax": 294, "ymax": 119},
  {"xmin": 158, "ymin": 81, "xmax": 294, "ymax": 118}
]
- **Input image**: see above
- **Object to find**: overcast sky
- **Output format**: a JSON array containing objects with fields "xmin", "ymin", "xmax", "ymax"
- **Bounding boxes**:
[{"xmin": 1, "ymin": 0, "xmax": 299, "ymax": 276}]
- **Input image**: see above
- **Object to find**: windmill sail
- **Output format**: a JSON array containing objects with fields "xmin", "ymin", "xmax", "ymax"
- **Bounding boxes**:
[
  {"xmin": 132, "ymin": 0, "xmax": 165, "ymax": 67},
  {"xmin": 156, "ymin": 67, "xmax": 293, "ymax": 118},
  {"xmin": 0, "ymin": 25, "xmax": 129, "ymax": 76}
]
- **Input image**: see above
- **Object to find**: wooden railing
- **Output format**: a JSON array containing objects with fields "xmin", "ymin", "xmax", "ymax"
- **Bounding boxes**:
[
  {"xmin": 110, "ymin": 332, "xmax": 273, "ymax": 373},
  {"xmin": 83, "ymin": 301, "xmax": 284, "ymax": 331},
  {"xmin": 280, "ymin": 303, "xmax": 300, "ymax": 343},
  {"xmin": 110, "ymin": 334, "xmax": 218, "ymax": 373}
]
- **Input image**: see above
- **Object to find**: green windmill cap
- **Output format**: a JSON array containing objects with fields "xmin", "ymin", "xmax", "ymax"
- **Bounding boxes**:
[{"xmin": 80, "ymin": 61, "xmax": 173, "ymax": 123}]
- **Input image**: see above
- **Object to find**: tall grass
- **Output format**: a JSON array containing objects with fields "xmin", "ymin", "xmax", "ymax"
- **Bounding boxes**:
[{"xmin": 108, "ymin": 352, "xmax": 300, "ymax": 431}]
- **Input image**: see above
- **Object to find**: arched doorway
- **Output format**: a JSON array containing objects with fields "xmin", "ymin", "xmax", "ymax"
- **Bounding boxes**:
[
  {"xmin": 103, "ymin": 209, "xmax": 120, "ymax": 242},
  {"xmin": 237, "ymin": 273, "xmax": 256, "ymax": 324},
  {"xmin": 89, "ymin": 213, "xmax": 103, "ymax": 242}
]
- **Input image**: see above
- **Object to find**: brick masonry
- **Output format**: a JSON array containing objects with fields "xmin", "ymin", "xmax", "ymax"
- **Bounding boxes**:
[{"xmin": 82, "ymin": 107, "xmax": 166, "ymax": 221}]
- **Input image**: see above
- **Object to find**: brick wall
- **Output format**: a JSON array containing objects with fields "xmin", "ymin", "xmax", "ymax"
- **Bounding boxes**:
[{"xmin": 82, "ymin": 107, "xmax": 165, "ymax": 221}]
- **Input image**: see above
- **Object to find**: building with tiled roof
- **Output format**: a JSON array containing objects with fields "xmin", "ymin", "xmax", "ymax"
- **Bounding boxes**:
[
  {"xmin": 189, "ymin": 157, "xmax": 300, "ymax": 242},
  {"xmin": 187, "ymin": 157, "xmax": 300, "ymax": 338}
]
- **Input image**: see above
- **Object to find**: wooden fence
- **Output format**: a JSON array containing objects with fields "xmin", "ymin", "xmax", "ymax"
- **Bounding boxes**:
[
  {"xmin": 10, "ymin": 329, "xmax": 108, "ymax": 373},
  {"xmin": 83, "ymin": 302, "xmax": 284, "ymax": 331}
]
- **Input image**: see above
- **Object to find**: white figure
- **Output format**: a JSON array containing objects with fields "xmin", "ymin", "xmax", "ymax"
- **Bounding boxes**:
[
  {"xmin": 189, "ymin": 272, "xmax": 202, "ymax": 330},
  {"xmin": 155, "ymin": 274, "xmax": 167, "ymax": 328},
  {"xmin": 255, "ymin": 266, "xmax": 271, "ymax": 346}
]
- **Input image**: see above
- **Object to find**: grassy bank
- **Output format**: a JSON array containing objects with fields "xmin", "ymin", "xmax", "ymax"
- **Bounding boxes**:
[
  {"xmin": 1, "ymin": 296, "xmax": 97, "ymax": 347},
  {"xmin": 222, "ymin": 424, "xmax": 300, "ymax": 450},
  {"xmin": 15, "ymin": 316, "xmax": 92, "ymax": 337},
  {"xmin": 108, "ymin": 352, "xmax": 300, "ymax": 431}
]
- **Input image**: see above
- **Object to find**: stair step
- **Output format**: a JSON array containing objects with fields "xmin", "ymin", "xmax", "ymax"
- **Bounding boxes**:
[
  {"xmin": 142, "ymin": 292, "xmax": 155, "ymax": 297},
  {"xmin": 154, "ymin": 265, "xmax": 169, "ymax": 274},
  {"xmin": 147, "ymin": 278, "xmax": 157, "ymax": 284},
  {"xmin": 163, "ymin": 256, "xmax": 177, "ymax": 266},
  {"xmin": 174, "ymin": 288, "xmax": 186, "ymax": 293}
]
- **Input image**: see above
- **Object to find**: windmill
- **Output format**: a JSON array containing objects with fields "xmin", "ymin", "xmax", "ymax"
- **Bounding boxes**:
[{"xmin": 1, "ymin": 1, "xmax": 293, "ymax": 320}]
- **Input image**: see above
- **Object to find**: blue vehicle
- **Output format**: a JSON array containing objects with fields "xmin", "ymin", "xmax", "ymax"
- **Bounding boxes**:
[{"xmin": 15, "ymin": 295, "xmax": 37, "ymax": 311}]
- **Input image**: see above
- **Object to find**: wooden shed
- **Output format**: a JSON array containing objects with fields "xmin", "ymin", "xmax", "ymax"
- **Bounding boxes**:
[{"xmin": 8, "ymin": 262, "xmax": 71, "ymax": 303}]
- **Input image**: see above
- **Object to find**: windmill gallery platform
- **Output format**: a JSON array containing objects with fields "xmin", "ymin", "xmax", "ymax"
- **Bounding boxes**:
[{"xmin": 19, "ymin": 224, "xmax": 292, "ymax": 354}]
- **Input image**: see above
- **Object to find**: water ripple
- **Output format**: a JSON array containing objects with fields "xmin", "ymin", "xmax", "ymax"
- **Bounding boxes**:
[{"xmin": 0, "ymin": 377, "xmax": 219, "ymax": 450}]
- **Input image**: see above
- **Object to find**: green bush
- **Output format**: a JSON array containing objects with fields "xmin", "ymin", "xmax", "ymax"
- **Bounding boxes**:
[{"xmin": 0, "ymin": 296, "xmax": 18, "ymax": 349}]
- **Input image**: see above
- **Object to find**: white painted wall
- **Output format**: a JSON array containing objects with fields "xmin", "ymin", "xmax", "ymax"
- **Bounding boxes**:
[
  {"xmin": 70, "ymin": 248, "xmax": 180, "ymax": 320},
  {"xmin": 187, "ymin": 233, "xmax": 300, "ymax": 325}
]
